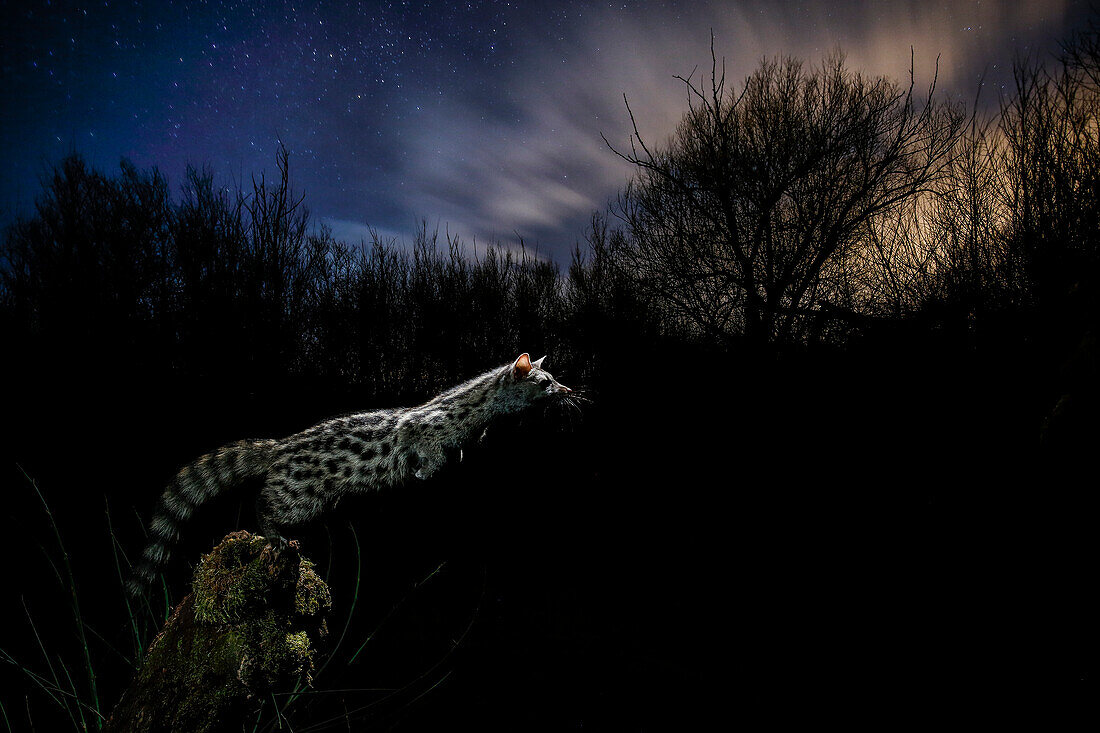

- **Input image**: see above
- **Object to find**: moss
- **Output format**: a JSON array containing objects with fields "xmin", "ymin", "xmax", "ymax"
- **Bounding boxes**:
[
  {"xmin": 190, "ymin": 532, "xmax": 331, "ymax": 687},
  {"xmin": 295, "ymin": 559, "xmax": 333, "ymax": 618},
  {"xmin": 284, "ymin": 631, "xmax": 312, "ymax": 670},
  {"xmin": 106, "ymin": 531, "xmax": 332, "ymax": 732},
  {"xmin": 191, "ymin": 531, "xmax": 277, "ymax": 624}
]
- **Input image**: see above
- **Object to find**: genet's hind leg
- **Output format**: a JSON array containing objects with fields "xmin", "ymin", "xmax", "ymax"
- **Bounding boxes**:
[{"xmin": 256, "ymin": 483, "xmax": 290, "ymax": 550}]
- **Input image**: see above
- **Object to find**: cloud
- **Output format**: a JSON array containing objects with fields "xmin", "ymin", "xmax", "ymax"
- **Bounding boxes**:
[
  {"xmin": 317, "ymin": 215, "xmax": 543, "ymax": 262},
  {"xmin": 318, "ymin": 218, "xmax": 409, "ymax": 248},
  {"xmin": 342, "ymin": 0, "xmax": 1076, "ymax": 261}
]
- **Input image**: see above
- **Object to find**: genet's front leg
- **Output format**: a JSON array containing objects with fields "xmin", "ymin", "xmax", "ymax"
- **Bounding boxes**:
[{"xmin": 414, "ymin": 447, "xmax": 447, "ymax": 480}]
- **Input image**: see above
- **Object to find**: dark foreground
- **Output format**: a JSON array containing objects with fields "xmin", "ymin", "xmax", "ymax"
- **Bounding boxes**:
[{"xmin": 0, "ymin": 336, "xmax": 1093, "ymax": 730}]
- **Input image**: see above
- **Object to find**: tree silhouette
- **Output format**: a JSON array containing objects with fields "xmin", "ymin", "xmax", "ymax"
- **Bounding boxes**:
[{"xmin": 606, "ymin": 49, "xmax": 965, "ymax": 346}]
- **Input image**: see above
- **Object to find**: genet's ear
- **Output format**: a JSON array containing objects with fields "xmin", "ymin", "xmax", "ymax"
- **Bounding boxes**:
[
  {"xmin": 512, "ymin": 353, "xmax": 532, "ymax": 379},
  {"xmin": 532, "ymin": 356, "xmax": 546, "ymax": 369}
]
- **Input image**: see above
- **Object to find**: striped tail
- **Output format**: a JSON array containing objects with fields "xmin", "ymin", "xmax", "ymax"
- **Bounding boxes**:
[{"xmin": 128, "ymin": 439, "xmax": 277, "ymax": 598}]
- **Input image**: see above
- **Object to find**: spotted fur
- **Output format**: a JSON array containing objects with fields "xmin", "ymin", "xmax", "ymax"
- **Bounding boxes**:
[{"xmin": 129, "ymin": 353, "xmax": 570, "ymax": 596}]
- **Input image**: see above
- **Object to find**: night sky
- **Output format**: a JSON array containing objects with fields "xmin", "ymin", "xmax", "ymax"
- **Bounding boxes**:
[{"xmin": 1, "ymin": 0, "xmax": 1090, "ymax": 262}]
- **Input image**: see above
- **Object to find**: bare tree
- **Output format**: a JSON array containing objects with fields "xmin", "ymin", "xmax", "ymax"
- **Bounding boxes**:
[
  {"xmin": 852, "ymin": 108, "xmax": 1016, "ymax": 324},
  {"xmin": 1002, "ymin": 42, "xmax": 1100, "ymax": 309},
  {"xmin": 606, "ymin": 47, "xmax": 965, "ymax": 346}
]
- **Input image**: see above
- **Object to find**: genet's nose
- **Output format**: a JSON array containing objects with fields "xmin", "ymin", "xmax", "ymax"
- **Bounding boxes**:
[{"xmin": 559, "ymin": 384, "xmax": 572, "ymax": 393}]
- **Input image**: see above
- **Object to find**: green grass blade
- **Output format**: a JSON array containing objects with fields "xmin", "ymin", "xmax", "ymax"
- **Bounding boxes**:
[
  {"xmin": 0, "ymin": 647, "xmax": 69, "ymax": 715},
  {"xmin": 18, "ymin": 599, "xmax": 76, "ymax": 727},
  {"xmin": 81, "ymin": 621, "xmax": 134, "ymax": 670},
  {"xmin": 57, "ymin": 657, "xmax": 87, "ymax": 733},
  {"xmin": 348, "ymin": 561, "xmax": 447, "ymax": 665},
  {"xmin": 105, "ymin": 498, "xmax": 144, "ymax": 662},
  {"xmin": 314, "ymin": 523, "xmax": 361, "ymax": 680},
  {"xmin": 21, "ymin": 467, "xmax": 102, "ymax": 729}
]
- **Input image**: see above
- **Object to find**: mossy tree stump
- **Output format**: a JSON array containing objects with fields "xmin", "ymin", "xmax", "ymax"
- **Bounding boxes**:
[{"xmin": 105, "ymin": 531, "xmax": 331, "ymax": 733}]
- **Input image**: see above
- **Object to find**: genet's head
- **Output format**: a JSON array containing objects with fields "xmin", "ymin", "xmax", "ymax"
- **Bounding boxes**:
[
  {"xmin": 497, "ymin": 353, "xmax": 571, "ymax": 411},
  {"xmin": 510, "ymin": 352, "xmax": 572, "ymax": 391}
]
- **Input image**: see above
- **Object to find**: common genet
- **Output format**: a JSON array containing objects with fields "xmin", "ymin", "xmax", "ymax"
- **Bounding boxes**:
[{"xmin": 130, "ymin": 353, "xmax": 572, "ymax": 596}]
